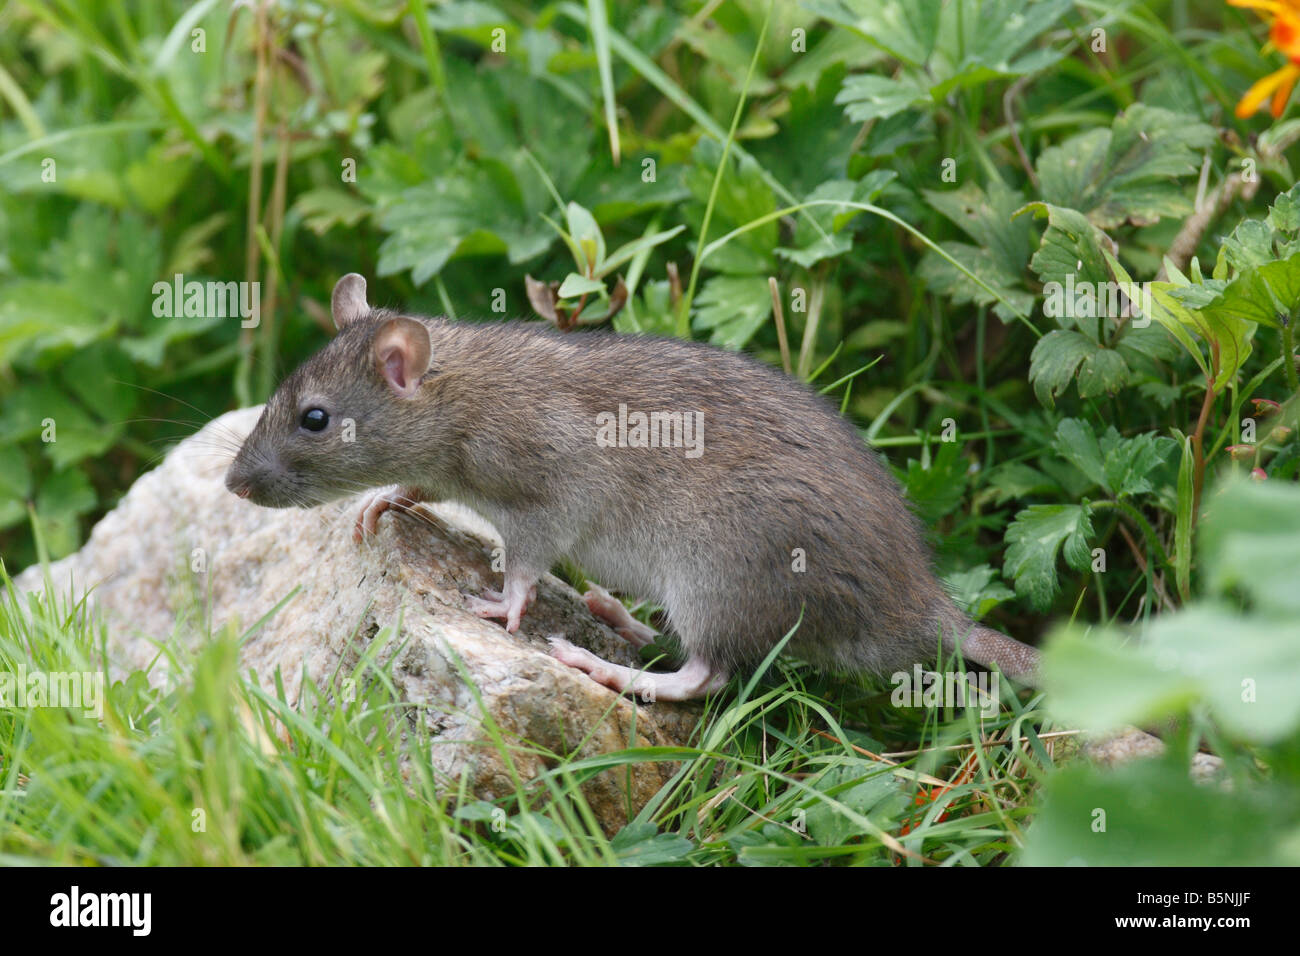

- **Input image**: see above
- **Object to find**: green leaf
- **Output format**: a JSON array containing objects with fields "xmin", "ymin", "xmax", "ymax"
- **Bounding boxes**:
[
  {"xmin": 293, "ymin": 188, "xmax": 372, "ymax": 235},
  {"xmin": 377, "ymin": 158, "xmax": 552, "ymax": 285},
  {"xmin": 1076, "ymin": 346, "xmax": 1129, "ymax": 399},
  {"xmin": 1036, "ymin": 104, "xmax": 1216, "ymax": 228},
  {"xmin": 684, "ymin": 139, "xmax": 777, "ymax": 275},
  {"xmin": 1052, "ymin": 419, "xmax": 1175, "ymax": 499},
  {"xmin": 918, "ymin": 242, "xmax": 1035, "ymax": 323},
  {"xmin": 1003, "ymin": 503, "xmax": 1094, "ymax": 611},
  {"xmin": 1027, "ymin": 329, "xmax": 1098, "ymax": 407},
  {"xmin": 944, "ymin": 564, "xmax": 1016, "ymax": 620},
  {"xmin": 776, "ymin": 172, "xmax": 895, "ymax": 268},
  {"xmin": 802, "ymin": 765, "xmax": 905, "ymax": 847},
  {"xmin": 692, "ymin": 275, "xmax": 772, "ymax": 349},
  {"xmin": 754, "ymin": 63, "xmax": 862, "ymax": 194},
  {"xmin": 1045, "ymin": 607, "xmax": 1300, "ymax": 743},
  {"xmin": 34, "ymin": 467, "xmax": 98, "ymax": 558},
  {"xmin": 598, "ymin": 225, "xmax": 686, "ymax": 279},
  {"xmin": 901, "ymin": 440, "xmax": 969, "ymax": 527},
  {"xmin": 1196, "ymin": 252, "xmax": 1300, "ymax": 331},
  {"xmin": 928, "ymin": 0, "xmax": 1072, "ymax": 97},
  {"xmin": 610, "ymin": 823, "xmax": 693, "ymax": 866},
  {"xmin": 1020, "ymin": 202, "xmax": 1113, "ymax": 309},
  {"xmin": 565, "ymin": 201, "xmax": 605, "ymax": 274},
  {"xmin": 919, "ymin": 179, "xmax": 1037, "ymax": 322},
  {"xmin": 982, "ymin": 462, "xmax": 1061, "ymax": 504},
  {"xmin": 925, "ymin": 179, "xmax": 1033, "ymax": 277},
  {"xmin": 1146, "ymin": 283, "xmax": 1210, "ymax": 380},
  {"xmin": 1199, "ymin": 476, "xmax": 1300, "ymax": 615},
  {"xmin": 556, "ymin": 273, "xmax": 606, "ymax": 298},
  {"xmin": 0, "ymin": 446, "xmax": 32, "ymax": 530},
  {"xmin": 833, "ymin": 72, "xmax": 928, "ymax": 123},
  {"xmin": 1023, "ymin": 759, "xmax": 1294, "ymax": 866},
  {"xmin": 804, "ymin": 0, "xmax": 942, "ymax": 68}
]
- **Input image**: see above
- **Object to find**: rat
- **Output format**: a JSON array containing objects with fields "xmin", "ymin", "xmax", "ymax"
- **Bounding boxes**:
[{"xmin": 225, "ymin": 273, "xmax": 1039, "ymax": 701}]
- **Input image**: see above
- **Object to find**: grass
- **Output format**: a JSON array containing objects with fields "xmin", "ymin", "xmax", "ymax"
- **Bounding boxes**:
[{"xmin": 0, "ymin": 560, "xmax": 1055, "ymax": 866}]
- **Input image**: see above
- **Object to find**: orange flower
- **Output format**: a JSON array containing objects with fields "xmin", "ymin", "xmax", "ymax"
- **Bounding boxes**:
[{"xmin": 1232, "ymin": 0, "xmax": 1300, "ymax": 117}]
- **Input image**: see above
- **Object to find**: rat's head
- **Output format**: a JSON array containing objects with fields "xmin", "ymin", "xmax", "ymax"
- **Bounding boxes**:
[{"xmin": 225, "ymin": 273, "xmax": 435, "ymax": 507}]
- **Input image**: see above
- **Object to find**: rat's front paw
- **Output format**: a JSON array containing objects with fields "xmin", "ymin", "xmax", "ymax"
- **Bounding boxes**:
[
  {"xmin": 353, "ymin": 486, "xmax": 421, "ymax": 543},
  {"xmin": 464, "ymin": 581, "xmax": 536, "ymax": 632}
]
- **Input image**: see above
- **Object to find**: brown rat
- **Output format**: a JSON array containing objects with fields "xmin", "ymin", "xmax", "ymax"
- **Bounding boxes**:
[{"xmin": 225, "ymin": 273, "xmax": 1039, "ymax": 700}]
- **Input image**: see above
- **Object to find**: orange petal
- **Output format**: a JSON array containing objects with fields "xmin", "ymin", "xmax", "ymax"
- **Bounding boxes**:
[
  {"xmin": 1229, "ymin": 0, "xmax": 1288, "ymax": 12},
  {"xmin": 1237, "ymin": 65, "xmax": 1296, "ymax": 117}
]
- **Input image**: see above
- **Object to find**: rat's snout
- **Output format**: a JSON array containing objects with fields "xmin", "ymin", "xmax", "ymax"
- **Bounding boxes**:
[
  {"xmin": 224, "ymin": 446, "xmax": 303, "ymax": 508},
  {"xmin": 225, "ymin": 453, "xmax": 275, "ymax": 503},
  {"xmin": 224, "ymin": 460, "xmax": 254, "ymax": 498}
]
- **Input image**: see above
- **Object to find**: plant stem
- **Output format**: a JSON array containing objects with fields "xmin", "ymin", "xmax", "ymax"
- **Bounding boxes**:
[
  {"xmin": 1283, "ymin": 311, "xmax": 1300, "ymax": 394},
  {"xmin": 1190, "ymin": 341, "xmax": 1220, "ymax": 521}
]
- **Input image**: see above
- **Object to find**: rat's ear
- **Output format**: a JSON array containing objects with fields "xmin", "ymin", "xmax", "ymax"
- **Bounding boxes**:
[
  {"xmin": 373, "ymin": 317, "xmax": 432, "ymax": 398},
  {"xmin": 332, "ymin": 273, "xmax": 370, "ymax": 329}
]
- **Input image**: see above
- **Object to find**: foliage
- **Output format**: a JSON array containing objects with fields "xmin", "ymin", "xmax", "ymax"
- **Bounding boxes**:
[{"xmin": 1, "ymin": 0, "xmax": 1299, "ymax": 865}]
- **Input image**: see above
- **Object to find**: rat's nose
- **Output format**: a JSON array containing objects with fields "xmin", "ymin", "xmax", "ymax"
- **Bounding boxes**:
[{"xmin": 224, "ymin": 462, "xmax": 255, "ymax": 499}]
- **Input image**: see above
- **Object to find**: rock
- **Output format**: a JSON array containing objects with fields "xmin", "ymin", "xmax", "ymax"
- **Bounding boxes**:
[
  {"xmin": 1082, "ymin": 727, "xmax": 1224, "ymax": 781},
  {"xmin": 14, "ymin": 407, "xmax": 701, "ymax": 833}
]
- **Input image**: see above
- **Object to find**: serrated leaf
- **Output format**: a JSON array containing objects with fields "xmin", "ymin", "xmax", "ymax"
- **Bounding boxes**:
[
  {"xmin": 293, "ymin": 188, "xmax": 372, "ymax": 236},
  {"xmin": 1036, "ymin": 105, "xmax": 1215, "ymax": 228},
  {"xmin": 944, "ymin": 564, "xmax": 1016, "ymax": 620},
  {"xmin": 692, "ymin": 275, "xmax": 772, "ymax": 349},
  {"xmin": 983, "ymin": 462, "xmax": 1061, "ymax": 504},
  {"xmin": 918, "ymin": 242, "xmax": 1036, "ymax": 323},
  {"xmin": 777, "ymin": 173, "xmax": 895, "ymax": 268},
  {"xmin": 925, "ymin": 179, "xmax": 1033, "ymax": 277},
  {"xmin": 685, "ymin": 139, "xmax": 777, "ymax": 275},
  {"xmin": 901, "ymin": 441, "xmax": 968, "ymax": 526},
  {"xmin": 377, "ymin": 158, "xmax": 552, "ymax": 285},
  {"xmin": 1003, "ymin": 503, "xmax": 1094, "ymax": 611},
  {"xmin": 834, "ymin": 73, "xmax": 928, "ymax": 122},
  {"xmin": 1021, "ymin": 202, "xmax": 1113, "ymax": 310},
  {"xmin": 1027, "ymin": 329, "xmax": 1097, "ymax": 407},
  {"xmin": 804, "ymin": 0, "xmax": 942, "ymax": 67},
  {"xmin": 1052, "ymin": 419, "xmax": 1175, "ymax": 499}
]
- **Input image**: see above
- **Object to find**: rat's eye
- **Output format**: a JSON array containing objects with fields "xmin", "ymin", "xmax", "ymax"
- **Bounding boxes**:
[{"xmin": 300, "ymin": 408, "xmax": 330, "ymax": 432}]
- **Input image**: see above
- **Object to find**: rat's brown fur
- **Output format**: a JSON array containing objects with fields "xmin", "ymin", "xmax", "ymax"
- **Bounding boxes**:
[{"xmin": 227, "ymin": 275, "xmax": 1038, "ymax": 694}]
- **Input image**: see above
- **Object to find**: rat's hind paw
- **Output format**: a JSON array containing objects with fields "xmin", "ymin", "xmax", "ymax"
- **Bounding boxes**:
[
  {"xmin": 550, "ymin": 637, "xmax": 727, "ymax": 702},
  {"xmin": 548, "ymin": 637, "xmax": 630, "ymax": 692}
]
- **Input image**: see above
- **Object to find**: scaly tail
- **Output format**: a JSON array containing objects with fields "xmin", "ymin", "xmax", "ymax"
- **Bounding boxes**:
[{"xmin": 949, "ymin": 620, "xmax": 1040, "ymax": 682}]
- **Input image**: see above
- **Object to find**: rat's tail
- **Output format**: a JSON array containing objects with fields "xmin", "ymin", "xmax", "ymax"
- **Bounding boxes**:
[{"xmin": 948, "ymin": 620, "xmax": 1040, "ymax": 683}]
